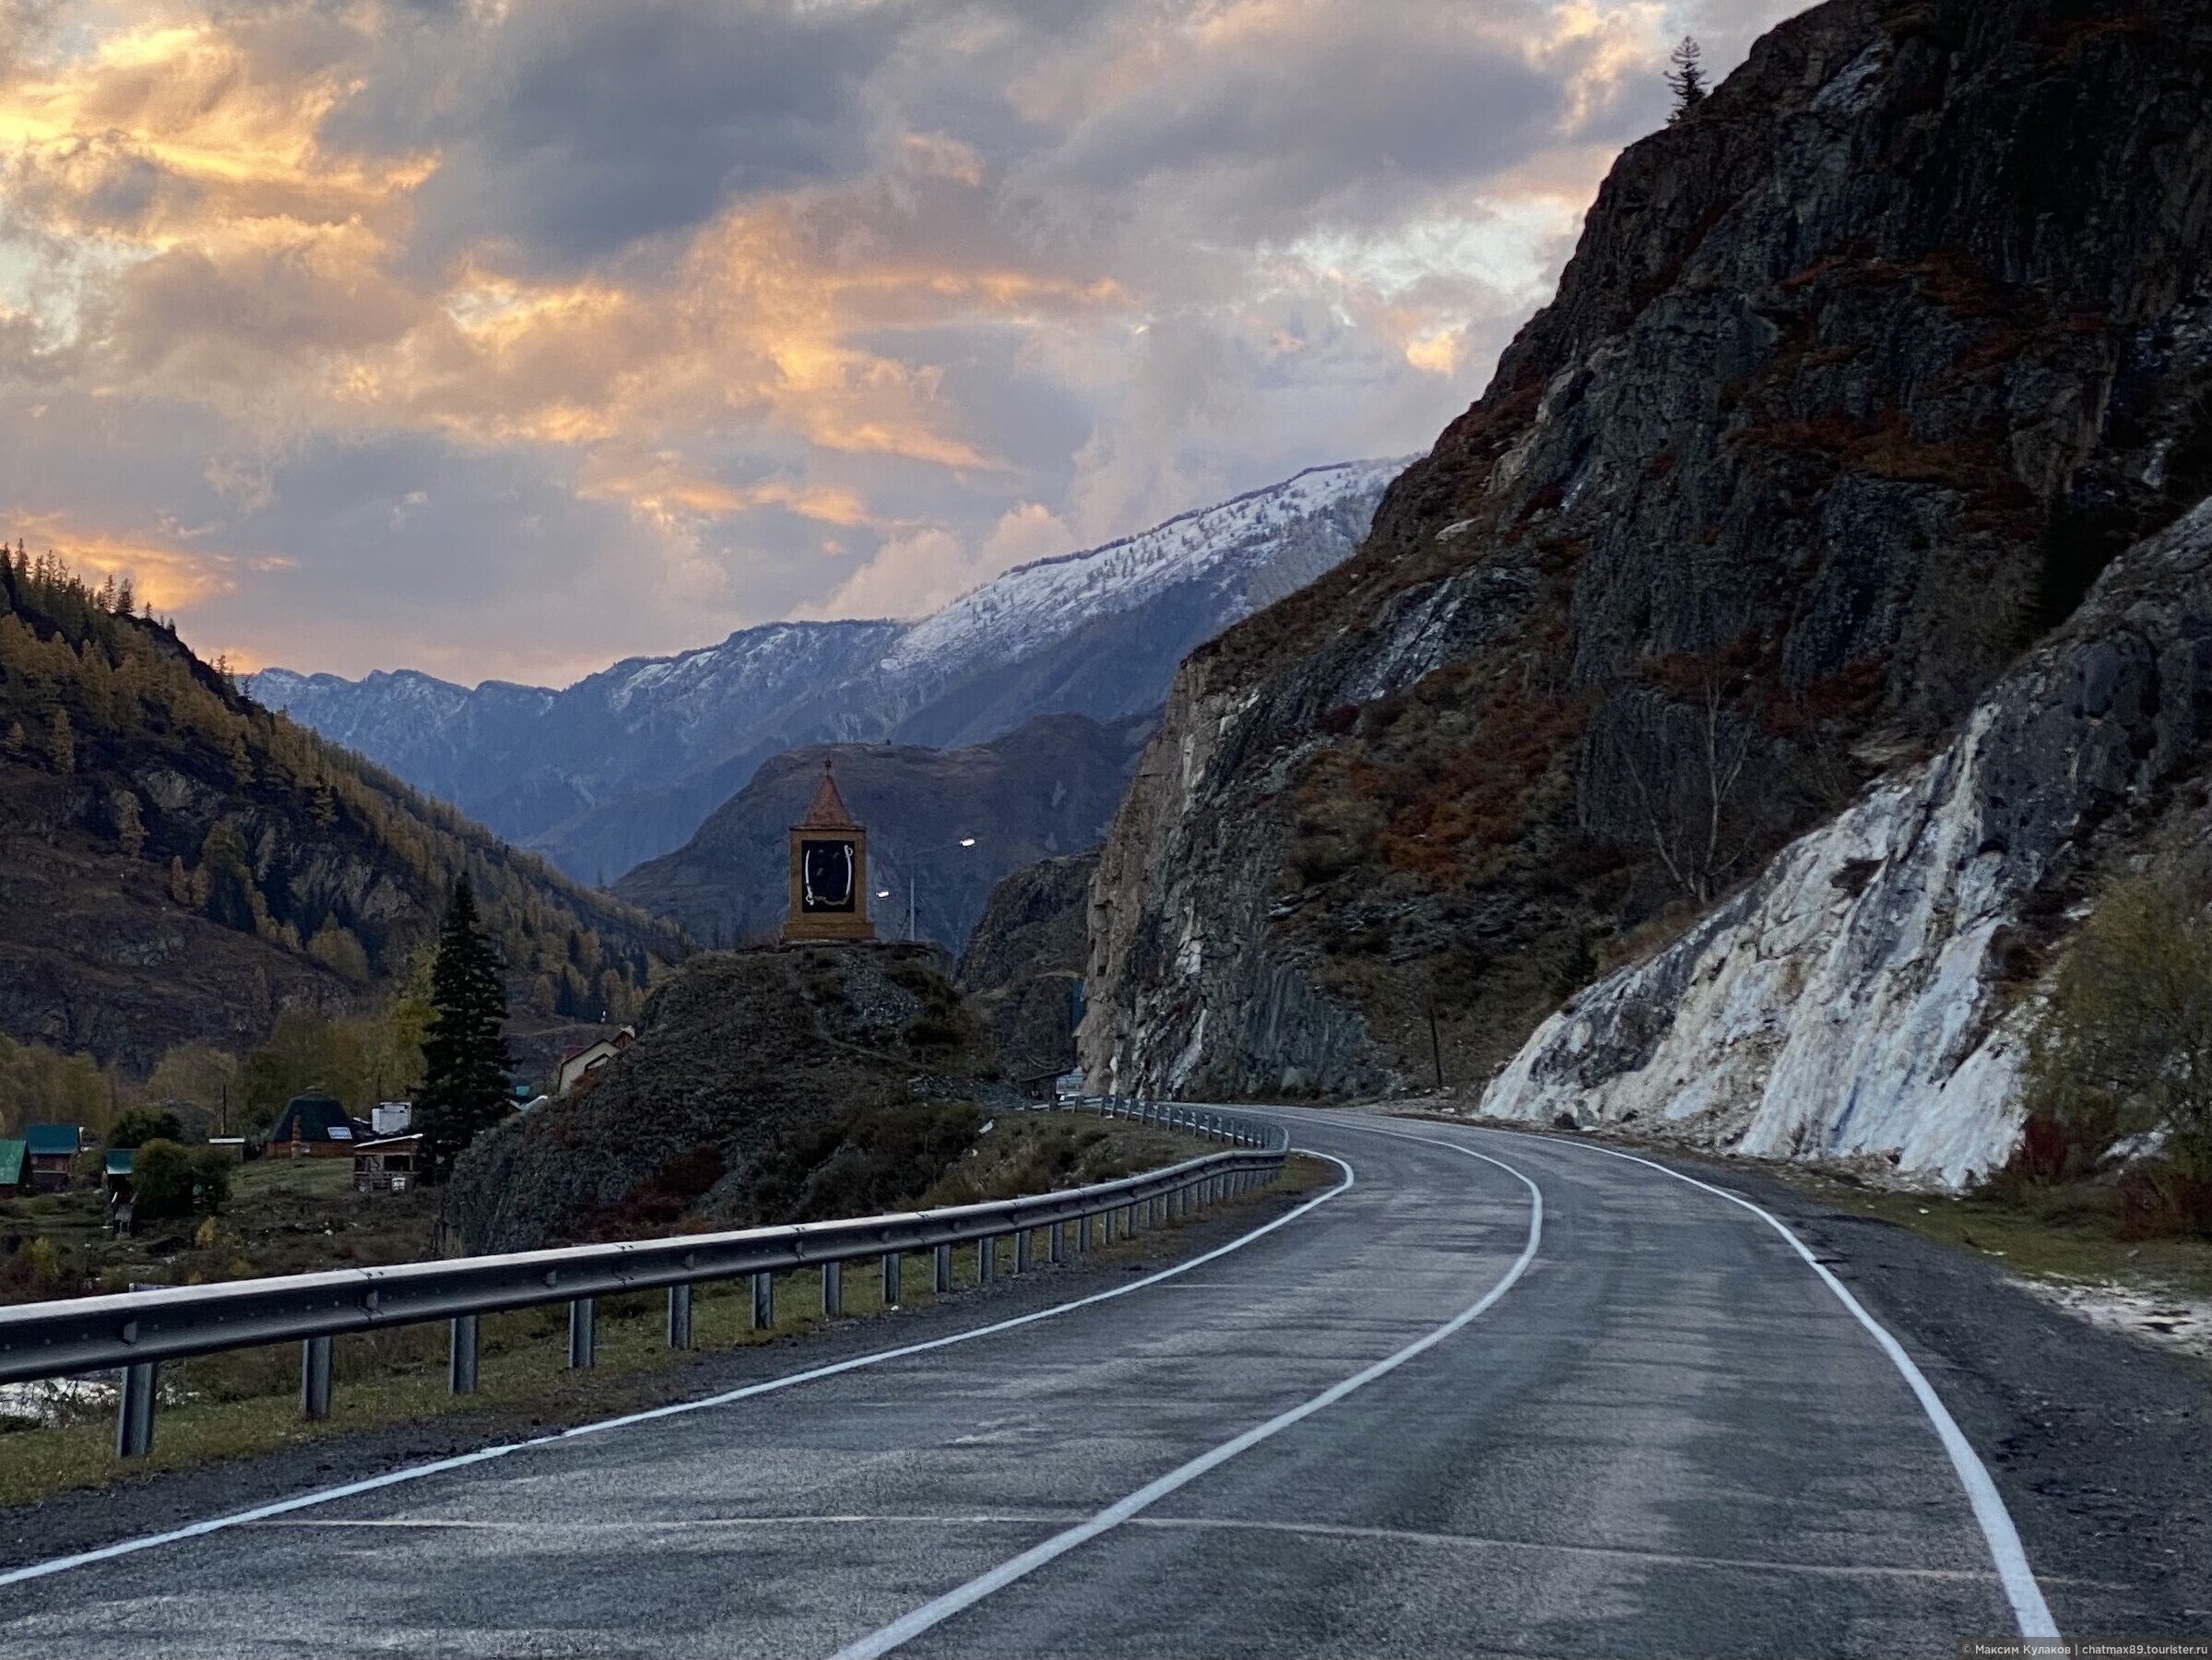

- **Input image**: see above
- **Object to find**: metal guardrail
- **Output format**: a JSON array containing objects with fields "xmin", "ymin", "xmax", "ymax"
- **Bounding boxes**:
[{"xmin": 0, "ymin": 1096, "xmax": 1285, "ymax": 1458}]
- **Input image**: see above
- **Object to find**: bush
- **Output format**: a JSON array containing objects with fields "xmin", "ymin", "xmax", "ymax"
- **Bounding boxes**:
[
  {"xmin": 107, "ymin": 1107, "xmax": 183, "ymax": 1150},
  {"xmin": 132, "ymin": 1139, "xmax": 197, "ymax": 1218},
  {"xmin": 131, "ymin": 1139, "xmax": 231, "ymax": 1219},
  {"xmin": 2016, "ymin": 868, "xmax": 2212, "ymax": 1223},
  {"xmin": 2026, "ymin": 871, "xmax": 2212, "ymax": 1157},
  {"xmin": 190, "ymin": 1146, "xmax": 232, "ymax": 1214}
]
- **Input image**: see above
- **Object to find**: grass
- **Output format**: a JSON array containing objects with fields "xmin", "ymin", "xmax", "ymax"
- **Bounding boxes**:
[
  {"xmin": 0, "ymin": 1155, "xmax": 437, "ymax": 1299},
  {"xmin": 0, "ymin": 1132, "xmax": 1310, "ymax": 1511},
  {"xmin": 1769, "ymin": 1168, "xmax": 2212, "ymax": 1299}
]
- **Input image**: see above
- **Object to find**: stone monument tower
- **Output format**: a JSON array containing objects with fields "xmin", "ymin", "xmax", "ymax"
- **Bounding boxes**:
[{"xmin": 783, "ymin": 762, "xmax": 875, "ymax": 943}]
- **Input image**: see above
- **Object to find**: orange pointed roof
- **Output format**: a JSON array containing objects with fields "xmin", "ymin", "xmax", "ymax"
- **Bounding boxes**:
[{"xmin": 798, "ymin": 761, "xmax": 860, "ymax": 829}]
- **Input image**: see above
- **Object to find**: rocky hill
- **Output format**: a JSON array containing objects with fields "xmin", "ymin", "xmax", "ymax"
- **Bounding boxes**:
[
  {"xmin": 957, "ymin": 853, "xmax": 1097, "ymax": 1083},
  {"xmin": 1083, "ymin": 0, "xmax": 2212, "ymax": 1146},
  {"xmin": 614, "ymin": 713, "xmax": 1147, "ymax": 953},
  {"xmin": 0, "ymin": 551, "xmax": 680, "ymax": 1073},
  {"xmin": 251, "ymin": 460, "xmax": 1400, "ymax": 883},
  {"xmin": 444, "ymin": 943, "xmax": 1016, "ymax": 1252}
]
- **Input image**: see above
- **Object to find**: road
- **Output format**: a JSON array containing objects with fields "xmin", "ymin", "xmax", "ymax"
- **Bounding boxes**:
[{"xmin": 0, "ymin": 1110, "xmax": 2082, "ymax": 1658}]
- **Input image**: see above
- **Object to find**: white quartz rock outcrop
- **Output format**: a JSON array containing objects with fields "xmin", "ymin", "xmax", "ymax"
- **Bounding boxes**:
[{"xmin": 1481, "ymin": 495, "xmax": 2212, "ymax": 1188}]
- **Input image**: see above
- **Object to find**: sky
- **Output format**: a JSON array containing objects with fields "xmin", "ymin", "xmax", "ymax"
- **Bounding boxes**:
[{"xmin": 0, "ymin": 0, "xmax": 1804, "ymax": 687}]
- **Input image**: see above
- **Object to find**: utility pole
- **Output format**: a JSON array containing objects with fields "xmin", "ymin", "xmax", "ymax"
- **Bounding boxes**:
[{"xmin": 1428, "ymin": 1002, "xmax": 1446, "ymax": 1093}]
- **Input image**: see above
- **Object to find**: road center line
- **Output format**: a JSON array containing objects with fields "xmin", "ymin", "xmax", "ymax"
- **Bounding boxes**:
[
  {"xmin": 1357, "ymin": 1112, "xmax": 2061, "ymax": 1644},
  {"xmin": 0, "ymin": 1156, "xmax": 1355, "ymax": 1595},
  {"xmin": 826, "ymin": 1137, "xmax": 1544, "ymax": 1660}
]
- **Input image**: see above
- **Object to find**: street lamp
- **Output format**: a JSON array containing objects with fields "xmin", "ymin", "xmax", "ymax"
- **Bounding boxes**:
[{"xmin": 883, "ymin": 836, "xmax": 980, "ymax": 942}]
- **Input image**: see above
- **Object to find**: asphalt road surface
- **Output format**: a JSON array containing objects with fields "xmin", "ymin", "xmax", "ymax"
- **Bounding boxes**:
[{"xmin": 0, "ymin": 1110, "xmax": 2117, "ymax": 1657}]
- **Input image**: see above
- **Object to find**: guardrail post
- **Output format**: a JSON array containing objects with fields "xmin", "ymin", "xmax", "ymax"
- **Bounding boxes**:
[
  {"xmin": 881, "ymin": 1251, "xmax": 901, "ymax": 1309},
  {"xmin": 751, "ymin": 1270, "xmax": 774, "ymax": 1332},
  {"xmin": 568, "ymin": 1298, "xmax": 597, "ymax": 1369},
  {"xmin": 978, "ymin": 1237, "xmax": 997, "ymax": 1285},
  {"xmin": 115, "ymin": 1361, "xmax": 157, "ymax": 1458},
  {"xmin": 301, "ymin": 1334, "xmax": 333, "ymax": 1421},
  {"xmin": 451, "ymin": 1314, "xmax": 479, "ymax": 1393},
  {"xmin": 1015, "ymin": 1227, "xmax": 1034, "ymax": 1275},
  {"xmin": 822, "ymin": 1261, "xmax": 844, "ymax": 1317},
  {"xmin": 1077, "ymin": 1213, "xmax": 1092, "ymax": 1252},
  {"xmin": 933, "ymin": 1242, "xmax": 952, "ymax": 1293},
  {"xmin": 668, "ymin": 1283, "xmax": 693, "ymax": 1350},
  {"xmin": 1050, "ymin": 1220, "xmax": 1067, "ymax": 1264}
]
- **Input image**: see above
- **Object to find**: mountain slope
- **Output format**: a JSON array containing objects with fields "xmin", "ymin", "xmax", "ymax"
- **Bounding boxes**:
[
  {"xmin": 1082, "ymin": 0, "xmax": 2212, "ymax": 1121},
  {"xmin": 0, "ymin": 552, "xmax": 680, "ymax": 1073},
  {"xmin": 613, "ymin": 712, "xmax": 1151, "ymax": 952},
  {"xmin": 250, "ymin": 460, "xmax": 1401, "ymax": 882}
]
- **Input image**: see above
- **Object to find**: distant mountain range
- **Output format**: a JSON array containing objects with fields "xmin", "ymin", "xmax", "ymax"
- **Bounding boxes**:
[{"xmin": 250, "ymin": 459, "xmax": 1403, "ymax": 883}]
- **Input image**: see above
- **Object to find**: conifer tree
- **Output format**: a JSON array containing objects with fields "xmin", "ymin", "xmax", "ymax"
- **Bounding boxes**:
[
  {"xmin": 1667, "ymin": 37, "xmax": 1708, "ymax": 120},
  {"xmin": 46, "ymin": 708, "xmax": 73, "ymax": 774},
  {"xmin": 416, "ymin": 876, "xmax": 513, "ymax": 1180}
]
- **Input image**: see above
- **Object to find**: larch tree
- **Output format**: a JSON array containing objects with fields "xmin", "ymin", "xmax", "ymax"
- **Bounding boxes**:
[{"xmin": 1667, "ymin": 37, "xmax": 1707, "ymax": 120}]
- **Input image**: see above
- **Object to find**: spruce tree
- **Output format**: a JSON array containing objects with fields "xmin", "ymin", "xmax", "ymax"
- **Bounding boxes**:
[
  {"xmin": 417, "ymin": 876, "xmax": 514, "ymax": 1180},
  {"xmin": 1667, "ymin": 37, "xmax": 1708, "ymax": 121}
]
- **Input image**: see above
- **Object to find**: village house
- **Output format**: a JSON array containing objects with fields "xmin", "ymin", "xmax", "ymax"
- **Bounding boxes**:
[
  {"xmin": 555, "ymin": 1027, "xmax": 635, "ymax": 1097},
  {"xmin": 266, "ymin": 1094, "xmax": 370, "ymax": 1159},
  {"xmin": 24, "ymin": 1124, "xmax": 86, "ymax": 1192},
  {"xmin": 352, "ymin": 1132, "xmax": 423, "ymax": 1194},
  {"xmin": 0, "ymin": 1138, "xmax": 24, "ymax": 1197}
]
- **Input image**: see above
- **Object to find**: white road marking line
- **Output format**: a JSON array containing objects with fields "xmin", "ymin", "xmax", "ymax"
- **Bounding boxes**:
[
  {"xmin": 0, "ymin": 1159, "xmax": 1355, "ymax": 1595},
  {"xmin": 825, "ymin": 1138, "xmax": 1543, "ymax": 1660},
  {"xmin": 1368, "ymin": 1112, "xmax": 2061, "ymax": 1643}
]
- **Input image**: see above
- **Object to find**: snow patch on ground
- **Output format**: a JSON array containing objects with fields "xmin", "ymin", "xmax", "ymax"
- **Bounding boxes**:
[{"xmin": 2013, "ymin": 1277, "xmax": 2212, "ymax": 1361}]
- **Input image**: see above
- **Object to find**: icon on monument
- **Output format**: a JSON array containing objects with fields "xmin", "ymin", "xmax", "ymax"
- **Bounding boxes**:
[{"xmin": 784, "ymin": 761, "xmax": 874, "ymax": 943}]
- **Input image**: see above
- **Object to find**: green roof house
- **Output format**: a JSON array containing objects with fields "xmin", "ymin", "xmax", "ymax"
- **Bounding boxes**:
[
  {"xmin": 0, "ymin": 1139, "xmax": 24, "ymax": 1195},
  {"xmin": 24, "ymin": 1123, "xmax": 84, "ymax": 1193}
]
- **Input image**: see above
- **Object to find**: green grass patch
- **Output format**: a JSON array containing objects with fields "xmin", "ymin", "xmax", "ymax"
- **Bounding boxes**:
[{"xmin": 1777, "ymin": 1169, "xmax": 2212, "ymax": 1298}]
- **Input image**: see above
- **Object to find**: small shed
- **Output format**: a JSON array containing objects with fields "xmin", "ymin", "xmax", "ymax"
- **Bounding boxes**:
[
  {"xmin": 25, "ymin": 1124, "xmax": 85, "ymax": 1192},
  {"xmin": 0, "ymin": 1139, "xmax": 25, "ymax": 1197},
  {"xmin": 267, "ymin": 1094, "xmax": 367, "ymax": 1159},
  {"xmin": 352, "ymin": 1133, "xmax": 423, "ymax": 1194},
  {"xmin": 555, "ymin": 1026, "xmax": 635, "ymax": 1097},
  {"xmin": 102, "ymin": 1147, "xmax": 135, "ymax": 1196}
]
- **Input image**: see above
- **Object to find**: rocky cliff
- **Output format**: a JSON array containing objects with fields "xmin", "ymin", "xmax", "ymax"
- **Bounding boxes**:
[
  {"xmin": 1084, "ymin": 0, "xmax": 2212, "ymax": 1109},
  {"xmin": 444, "ymin": 943, "xmax": 1014, "ymax": 1252},
  {"xmin": 957, "ymin": 853, "xmax": 1097, "ymax": 1081}
]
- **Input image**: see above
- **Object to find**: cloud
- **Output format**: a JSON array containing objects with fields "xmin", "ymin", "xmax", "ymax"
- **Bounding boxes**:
[{"xmin": 0, "ymin": 0, "xmax": 1809, "ymax": 683}]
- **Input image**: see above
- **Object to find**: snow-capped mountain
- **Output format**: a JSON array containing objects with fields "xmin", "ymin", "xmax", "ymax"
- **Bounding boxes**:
[
  {"xmin": 881, "ymin": 460, "xmax": 1404, "ymax": 686},
  {"xmin": 249, "ymin": 459, "xmax": 1404, "ymax": 882}
]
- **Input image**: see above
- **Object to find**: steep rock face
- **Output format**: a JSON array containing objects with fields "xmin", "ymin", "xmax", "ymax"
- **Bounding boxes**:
[
  {"xmin": 957, "ymin": 853, "xmax": 1097, "ymax": 1079},
  {"xmin": 1086, "ymin": 0, "xmax": 2212, "ymax": 1100},
  {"xmin": 614, "ymin": 713, "xmax": 1150, "ymax": 953},
  {"xmin": 1482, "ymin": 493, "xmax": 2212, "ymax": 1186}
]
